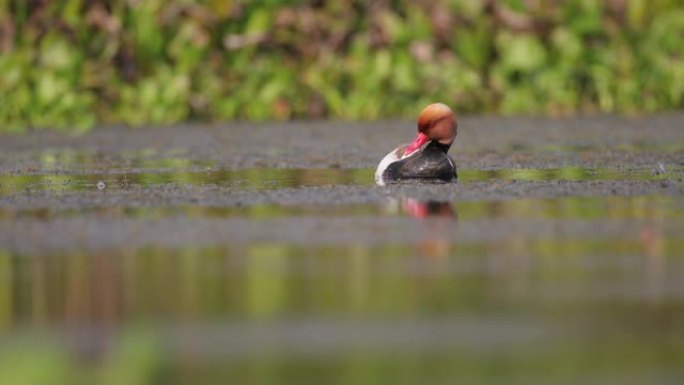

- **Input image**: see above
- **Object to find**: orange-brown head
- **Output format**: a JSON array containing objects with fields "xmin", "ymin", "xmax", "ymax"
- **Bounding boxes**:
[{"xmin": 404, "ymin": 103, "xmax": 457, "ymax": 156}]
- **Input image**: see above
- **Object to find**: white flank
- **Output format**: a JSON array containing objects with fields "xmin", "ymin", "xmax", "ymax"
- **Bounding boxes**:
[{"xmin": 374, "ymin": 148, "xmax": 402, "ymax": 186}]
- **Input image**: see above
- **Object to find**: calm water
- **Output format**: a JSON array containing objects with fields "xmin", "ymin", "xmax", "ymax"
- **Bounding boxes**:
[{"xmin": 1, "ymin": 163, "xmax": 684, "ymax": 385}]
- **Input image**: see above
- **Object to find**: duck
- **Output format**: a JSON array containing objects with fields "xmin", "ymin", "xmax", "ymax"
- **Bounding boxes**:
[{"xmin": 375, "ymin": 103, "xmax": 458, "ymax": 185}]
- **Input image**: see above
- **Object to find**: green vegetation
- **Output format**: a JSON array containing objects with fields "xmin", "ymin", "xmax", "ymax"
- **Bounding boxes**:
[{"xmin": 0, "ymin": 0, "xmax": 683, "ymax": 132}]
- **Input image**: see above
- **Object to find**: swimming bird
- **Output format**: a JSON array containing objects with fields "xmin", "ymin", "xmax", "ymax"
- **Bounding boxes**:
[{"xmin": 375, "ymin": 103, "xmax": 458, "ymax": 185}]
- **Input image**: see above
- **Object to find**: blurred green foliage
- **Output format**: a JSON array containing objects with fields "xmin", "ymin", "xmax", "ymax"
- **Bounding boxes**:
[{"xmin": 0, "ymin": 0, "xmax": 683, "ymax": 131}]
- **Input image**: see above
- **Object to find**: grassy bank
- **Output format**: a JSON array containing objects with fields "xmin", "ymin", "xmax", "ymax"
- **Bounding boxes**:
[{"xmin": 0, "ymin": 0, "xmax": 683, "ymax": 132}]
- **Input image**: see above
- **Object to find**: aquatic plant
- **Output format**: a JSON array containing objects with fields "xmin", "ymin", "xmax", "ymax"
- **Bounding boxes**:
[{"xmin": 0, "ymin": 0, "xmax": 683, "ymax": 132}]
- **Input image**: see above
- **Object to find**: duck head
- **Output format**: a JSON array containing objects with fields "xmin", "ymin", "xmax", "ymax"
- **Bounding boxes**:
[{"xmin": 403, "ymin": 103, "xmax": 457, "ymax": 157}]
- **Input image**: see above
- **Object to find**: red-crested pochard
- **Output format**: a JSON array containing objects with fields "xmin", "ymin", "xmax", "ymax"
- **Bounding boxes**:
[{"xmin": 375, "ymin": 103, "xmax": 458, "ymax": 185}]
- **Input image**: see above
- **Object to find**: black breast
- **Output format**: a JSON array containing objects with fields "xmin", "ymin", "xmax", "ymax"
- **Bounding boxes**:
[{"xmin": 382, "ymin": 141, "xmax": 457, "ymax": 182}]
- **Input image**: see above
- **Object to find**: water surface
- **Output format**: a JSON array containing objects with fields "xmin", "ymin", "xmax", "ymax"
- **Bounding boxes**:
[{"xmin": 1, "ymin": 134, "xmax": 684, "ymax": 384}]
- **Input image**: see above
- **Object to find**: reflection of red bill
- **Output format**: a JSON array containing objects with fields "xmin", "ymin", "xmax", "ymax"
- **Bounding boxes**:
[
  {"xmin": 401, "ymin": 198, "xmax": 455, "ymax": 219},
  {"xmin": 403, "ymin": 198, "xmax": 429, "ymax": 218}
]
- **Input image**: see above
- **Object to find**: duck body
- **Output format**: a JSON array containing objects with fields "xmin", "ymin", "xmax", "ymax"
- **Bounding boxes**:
[
  {"xmin": 375, "ymin": 103, "xmax": 458, "ymax": 186},
  {"xmin": 375, "ymin": 141, "xmax": 457, "ymax": 184}
]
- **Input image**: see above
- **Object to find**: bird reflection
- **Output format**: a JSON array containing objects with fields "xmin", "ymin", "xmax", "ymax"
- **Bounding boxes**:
[
  {"xmin": 383, "ymin": 198, "xmax": 457, "ymax": 259},
  {"xmin": 401, "ymin": 198, "xmax": 456, "ymax": 219}
]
